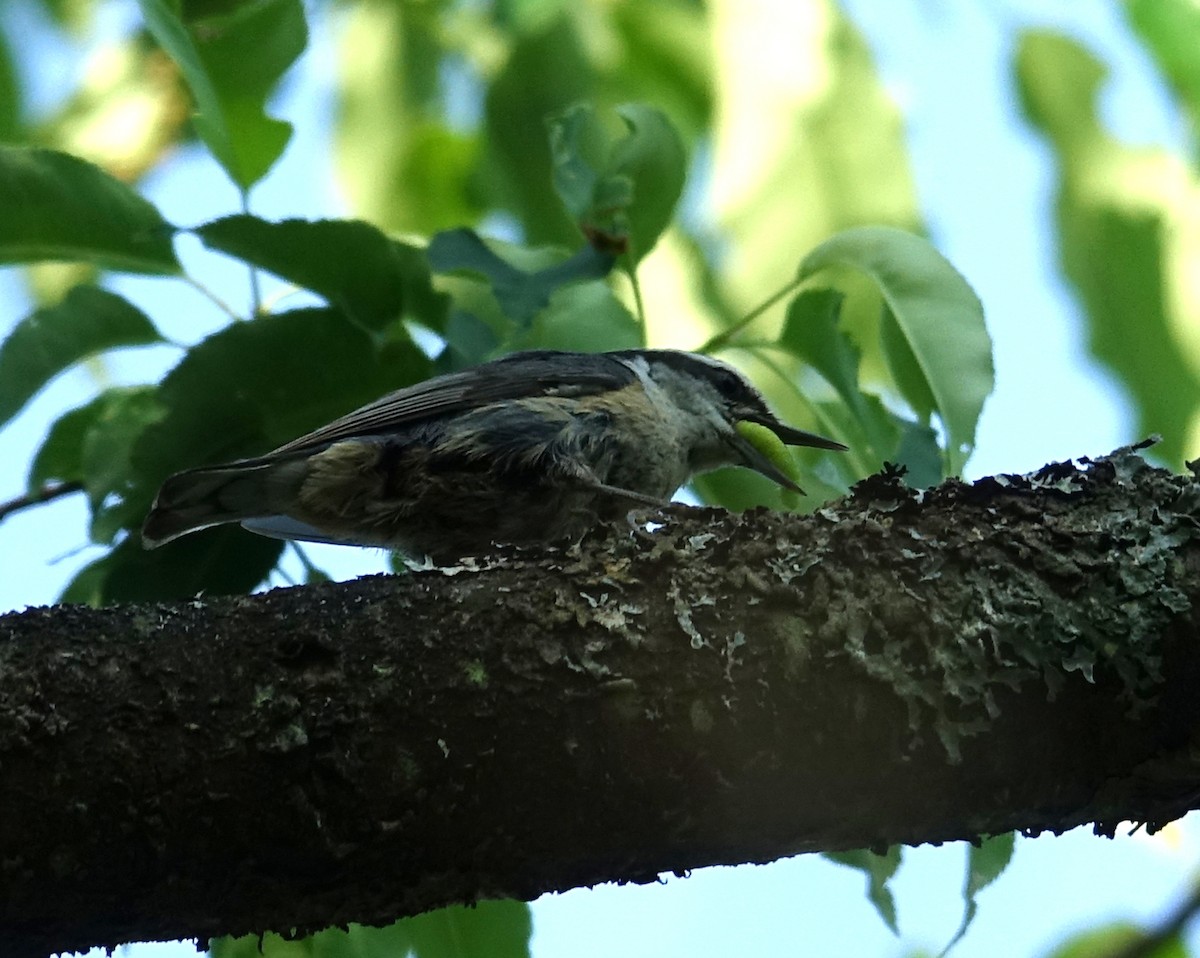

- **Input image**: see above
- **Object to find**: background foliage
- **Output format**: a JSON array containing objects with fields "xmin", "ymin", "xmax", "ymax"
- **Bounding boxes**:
[{"xmin": 0, "ymin": 1, "xmax": 1198, "ymax": 957}]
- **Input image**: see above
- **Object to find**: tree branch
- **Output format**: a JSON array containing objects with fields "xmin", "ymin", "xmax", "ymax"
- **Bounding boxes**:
[
  {"xmin": 0, "ymin": 481, "xmax": 83, "ymax": 522},
  {"xmin": 1, "ymin": 445, "xmax": 1198, "ymax": 958}
]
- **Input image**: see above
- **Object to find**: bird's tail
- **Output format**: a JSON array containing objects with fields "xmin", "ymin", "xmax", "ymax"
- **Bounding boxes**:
[{"xmin": 141, "ymin": 458, "xmax": 301, "ymax": 549}]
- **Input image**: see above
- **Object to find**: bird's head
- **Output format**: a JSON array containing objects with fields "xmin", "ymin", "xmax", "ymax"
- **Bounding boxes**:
[{"xmin": 620, "ymin": 349, "xmax": 847, "ymax": 492}]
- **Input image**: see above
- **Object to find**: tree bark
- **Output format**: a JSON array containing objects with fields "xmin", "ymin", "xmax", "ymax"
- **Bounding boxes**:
[{"xmin": 1, "ymin": 443, "xmax": 1198, "ymax": 958}]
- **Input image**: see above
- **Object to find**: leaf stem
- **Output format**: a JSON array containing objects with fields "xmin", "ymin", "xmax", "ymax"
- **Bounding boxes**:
[
  {"xmin": 698, "ymin": 275, "xmax": 807, "ymax": 354},
  {"xmin": 241, "ymin": 191, "xmax": 263, "ymax": 316},
  {"xmin": 623, "ymin": 255, "xmax": 648, "ymax": 346},
  {"xmin": 184, "ymin": 276, "xmax": 242, "ymax": 322}
]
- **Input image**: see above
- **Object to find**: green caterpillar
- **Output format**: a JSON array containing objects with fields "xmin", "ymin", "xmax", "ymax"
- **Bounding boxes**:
[{"xmin": 735, "ymin": 420, "xmax": 803, "ymax": 508}]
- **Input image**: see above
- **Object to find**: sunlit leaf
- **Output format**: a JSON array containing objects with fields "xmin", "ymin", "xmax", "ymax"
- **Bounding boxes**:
[
  {"xmin": 1127, "ymin": 0, "xmax": 1200, "ymax": 136},
  {"xmin": 332, "ymin": 0, "xmax": 484, "ymax": 235},
  {"xmin": 0, "ymin": 146, "xmax": 179, "ymax": 272},
  {"xmin": 1043, "ymin": 922, "xmax": 1187, "ymax": 958},
  {"xmin": 0, "ymin": 285, "xmax": 164, "ymax": 429},
  {"xmin": 1016, "ymin": 30, "xmax": 1200, "ymax": 467},
  {"xmin": 710, "ymin": 6, "xmax": 921, "ymax": 328},
  {"xmin": 33, "ymin": 35, "xmax": 192, "ymax": 184}
]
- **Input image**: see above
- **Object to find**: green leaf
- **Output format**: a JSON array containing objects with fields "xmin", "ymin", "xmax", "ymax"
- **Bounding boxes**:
[
  {"xmin": 795, "ymin": 226, "xmax": 992, "ymax": 474},
  {"xmin": 808, "ymin": 394, "xmax": 900, "ymax": 485},
  {"xmin": 691, "ymin": 444, "xmax": 848, "ymax": 512},
  {"xmin": 779, "ymin": 288, "xmax": 892, "ymax": 458},
  {"xmin": 194, "ymin": 216, "xmax": 448, "ymax": 332},
  {"xmin": 428, "ymin": 228, "xmax": 616, "ymax": 326},
  {"xmin": 893, "ymin": 418, "xmax": 944, "ymax": 489},
  {"xmin": 879, "ymin": 302, "xmax": 936, "ymax": 423},
  {"xmin": 138, "ymin": 0, "xmax": 305, "ymax": 189},
  {"xmin": 545, "ymin": 102, "xmax": 685, "ymax": 260},
  {"xmin": 61, "ymin": 527, "xmax": 283, "ymax": 606},
  {"xmin": 532, "ymin": 280, "xmax": 642, "ymax": 352},
  {"xmin": 58, "ymin": 555, "xmax": 111, "ymax": 608},
  {"xmin": 25, "ymin": 386, "xmax": 168, "ymax": 546},
  {"xmin": 214, "ymin": 920, "xmax": 413, "ymax": 958},
  {"xmin": 0, "ymin": 146, "xmax": 179, "ymax": 272},
  {"xmin": 211, "ymin": 902, "xmax": 532, "ymax": 958},
  {"xmin": 1127, "ymin": 0, "xmax": 1200, "ymax": 135},
  {"xmin": 825, "ymin": 846, "xmax": 903, "ymax": 935},
  {"xmin": 404, "ymin": 901, "xmax": 532, "ymax": 958},
  {"xmin": 28, "ymin": 389, "xmax": 156, "ymax": 493},
  {"xmin": 776, "ymin": 290, "xmax": 943, "ymax": 485},
  {"xmin": 439, "ymin": 310, "xmax": 503, "ymax": 372},
  {"xmin": 938, "ymin": 833, "xmax": 1015, "ymax": 957},
  {"xmin": 0, "ymin": 28, "xmax": 20, "ymax": 142},
  {"xmin": 80, "ymin": 388, "xmax": 167, "ymax": 544},
  {"xmin": 547, "ymin": 103, "xmax": 610, "ymax": 224},
  {"xmin": 608, "ymin": 104, "xmax": 687, "ymax": 261},
  {"xmin": 0, "ymin": 285, "xmax": 164, "ymax": 428},
  {"xmin": 1043, "ymin": 922, "xmax": 1188, "ymax": 958},
  {"xmin": 495, "ymin": 0, "xmax": 571, "ymax": 34}
]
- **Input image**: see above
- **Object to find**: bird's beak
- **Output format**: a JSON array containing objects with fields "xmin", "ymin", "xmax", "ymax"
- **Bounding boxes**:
[
  {"xmin": 731, "ymin": 432, "xmax": 805, "ymax": 493},
  {"xmin": 730, "ymin": 414, "xmax": 848, "ymax": 493},
  {"xmin": 746, "ymin": 414, "xmax": 848, "ymax": 453}
]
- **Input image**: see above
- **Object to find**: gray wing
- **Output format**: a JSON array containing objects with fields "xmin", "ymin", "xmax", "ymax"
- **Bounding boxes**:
[{"xmin": 270, "ymin": 350, "xmax": 637, "ymax": 456}]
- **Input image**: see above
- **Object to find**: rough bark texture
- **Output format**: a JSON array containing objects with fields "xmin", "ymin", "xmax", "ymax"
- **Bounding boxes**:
[{"xmin": 1, "ymin": 445, "xmax": 1199, "ymax": 958}]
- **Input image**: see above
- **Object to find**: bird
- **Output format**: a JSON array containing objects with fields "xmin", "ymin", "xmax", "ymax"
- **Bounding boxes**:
[{"xmin": 141, "ymin": 349, "xmax": 847, "ymax": 562}]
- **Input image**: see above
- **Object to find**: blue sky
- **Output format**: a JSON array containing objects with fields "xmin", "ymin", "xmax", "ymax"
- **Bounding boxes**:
[{"xmin": 1, "ymin": 2, "xmax": 1196, "ymax": 957}]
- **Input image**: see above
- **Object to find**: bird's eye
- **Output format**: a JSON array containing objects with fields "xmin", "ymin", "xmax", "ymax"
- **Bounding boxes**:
[{"xmin": 714, "ymin": 368, "xmax": 744, "ymax": 396}]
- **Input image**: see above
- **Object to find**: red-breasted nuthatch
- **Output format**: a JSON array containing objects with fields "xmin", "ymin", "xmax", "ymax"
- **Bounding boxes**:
[{"xmin": 142, "ymin": 349, "xmax": 847, "ymax": 561}]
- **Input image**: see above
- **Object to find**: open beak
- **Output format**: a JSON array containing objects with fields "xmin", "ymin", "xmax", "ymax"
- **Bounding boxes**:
[
  {"xmin": 731, "ymin": 415, "xmax": 848, "ymax": 493},
  {"xmin": 749, "ymin": 415, "xmax": 848, "ymax": 453}
]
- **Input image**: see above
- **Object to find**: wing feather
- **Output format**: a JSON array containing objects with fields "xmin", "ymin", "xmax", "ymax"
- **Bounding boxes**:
[{"xmin": 270, "ymin": 350, "xmax": 637, "ymax": 455}]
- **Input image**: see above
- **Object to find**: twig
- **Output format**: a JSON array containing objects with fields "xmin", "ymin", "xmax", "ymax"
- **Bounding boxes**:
[{"xmin": 0, "ymin": 481, "xmax": 84, "ymax": 523}]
